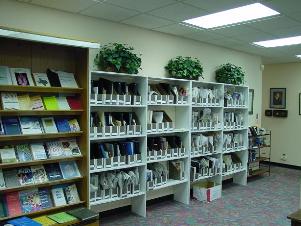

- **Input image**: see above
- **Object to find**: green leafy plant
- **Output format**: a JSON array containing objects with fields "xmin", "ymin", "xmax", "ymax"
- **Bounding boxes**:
[
  {"xmin": 215, "ymin": 63, "xmax": 245, "ymax": 85},
  {"xmin": 165, "ymin": 56, "xmax": 204, "ymax": 80},
  {"xmin": 94, "ymin": 43, "xmax": 142, "ymax": 74}
]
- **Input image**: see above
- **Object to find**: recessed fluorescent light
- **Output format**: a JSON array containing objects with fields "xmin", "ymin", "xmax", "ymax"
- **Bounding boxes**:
[
  {"xmin": 183, "ymin": 3, "xmax": 279, "ymax": 29},
  {"xmin": 296, "ymin": 55, "xmax": 301, "ymax": 59},
  {"xmin": 254, "ymin": 36, "xmax": 301, "ymax": 47}
]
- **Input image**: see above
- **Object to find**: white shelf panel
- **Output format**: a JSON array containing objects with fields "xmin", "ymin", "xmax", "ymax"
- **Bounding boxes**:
[
  {"xmin": 191, "ymin": 128, "xmax": 223, "ymax": 133},
  {"xmin": 191, "ymin": 174, "xmax": 220, "ymax": 183},
  {"xmin": 191, "ymin": 152, "xmax": 221, "ymax": 158},
  {"xmin": 224, "ymin": 106, "xmax": 248, "ymax": 109},
  {"xmin": 90, "ymin": 134, "xmax": 146, "ymax": 141},
  {"xmin": 90, "ymin": 162, "xmax": 145, "ymax": 173},
  {"xmin": 192, "ymin": 105, "xmax": 223, "ymax": 108},
  {"xmin": 91, "ymin": 104, "xmax": 146, "ymax": 108},
  {"xmin": 147, "ymin": 129, "xmax": 189, "ymax": 136},
  {"xmin": 148, "ymin": 103, "xmax": 189, "ymax": 107},
  {"xmin": 147, "ymin": 155, "xmax": 188, "ymax": 164},
  {"xmin": 90, "ymin": 70, "xmax": 140, "ymax": 79},
  {"xmin": 90, "ymin": 192, "xmax": 145, "ymax": 206},
  {"xmin": 223, "ymin": 127, "xmax": 247, "ymax": 132},
  {"xmin": 222, "ymin": 168, "xmax": 246, "ymax": 177},
  {"xmin": 147, "ymin": 179, "xmax": 188, "ymax": 191},
  {"xmin": 223, "ymin": 147, "xmax": 248, "ymax": 154}
]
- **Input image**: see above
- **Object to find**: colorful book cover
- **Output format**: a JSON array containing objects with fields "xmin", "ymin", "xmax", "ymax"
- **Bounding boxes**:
[
  {"xmin": 57, "ymin": 71, "xmax": 78, "ymax": 88},
  {"xmin": 38, "ymin": 188, "xmax": 53, "ymax": 209},
  {"xmin": 0, "ymin": 117, "xmax": 4, "ymax": 135},
  {"xmin": 10, "ymin": 68, "xmax": 34, "ymax": 86},
  {"xmin": 17, "ymin": 167, "xmax": 34, "ymax": 185},
  {"xmin": 8, "ymin": 216, "xmax": 42, "ymax": 226},
  {"xmin": 31, "ymin": 165, "xmax": 48, "ymax": 184},
  {"xmin": 44, "ymin": 163, "xmax": 63, "ymax": 181},
  {"xmin": 57, "ymin": 95, "xmax": 70, "ymax": 110},
  {"xmin": 0, "ymin": 169, "xmax": 5, "ymax": 189},
  {"xmin": 33, "ymin": 73, "xmax": 50, "ymax": 87},
  {"xmin": 41, "ymin": 117, "xmax": 58, "ymax": 133},
  {"xmin": 33, "ymin": 216, "xmax": 56, "ymax": 226},
  {"xmin": 30, "ymin": 95, "xmax": 45, "ymax": 110},
  {"xmin": 0, "ymin": 66, "xmax": 13, "ymax": 85},
  {"xmin": 30, "ymin": 143, "xmax": 47, "ymax": 160},
  {"xmin": 46, "ymin": 69, "xmax": 61, "ymax": 87},
  {"xmin": 15, "ymin": 144, "xmax": 33, "ymax": 162},
  {"xmin": 2, "ymin": 116, "xmax": 21, "ymax": 135},
  {"xmin": 3, "ymin": 169, "xmax": 20, "ymax": 187},
  {"xmin": 60, "ymin": 139, "xmax": 81, "ymax": 156},
  {"xmin": 45, "ymin": 141, "xmax": 64, "ymax": 158},
  {"xmin": 68, "ymin": 119, "xmax": 80, "ymax": 132},
  {"xmin": 42, "ymin": 96, "xmax": 59, "ymax": 110},
  {"xmin": 66, "ymin": 96, "xmax": 82, "ymax": 109},
  {"xmin": 0, "ymin": 195, "xmax": 7, "ymax": 217},
  {"xmin": 0, "ymin": 145, "xmax": 18, "ymax": 163},
  {"xmin": 59, "ymin": 161, "xmax": 81, "ymax": 179},
  {"xmin": 51, "ymin": 187, "xmax": 66, "ymax": 207},
  {"xmin": 19, "ymin": 189, "xmax": 42, "ymax": 213},
  {"xmin": 64, "ymin": 184, "xmax": 80, "ymax": 204},
  {"xmin": 1, "ymin": 92, "xmax": 20, "ymax": 110},
  {"xmin": 48, "ymin": 212, "xmax": 77, "ymax": 223},
  {"xmin": 5, "ymin": 191, "xmax": 22, "ymax": 216},
  {"xmin": 19, "ymin": 116, "xmax": 43, "ymax": 135},
  {"xmin": 55, "ymin": 118, "xmax": 71, "ymax": 132},
  {"xmin": 17, "ymin": 94, "xmax": 31, "ymax": 110}
]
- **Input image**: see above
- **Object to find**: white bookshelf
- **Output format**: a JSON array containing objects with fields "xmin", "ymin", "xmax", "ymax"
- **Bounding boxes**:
[{"xmin": 87, "ymin": 72, "xmax": 249, "ymax": 217}]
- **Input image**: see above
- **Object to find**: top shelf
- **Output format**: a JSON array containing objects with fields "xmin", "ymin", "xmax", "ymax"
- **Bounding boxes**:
[
  {"xmin": 248, "ymin": 133, "xmax": 271, "ymax": 138},
  {"xmin": 0, "ymin": 85, "xmax": 83, "ymax": 94}
]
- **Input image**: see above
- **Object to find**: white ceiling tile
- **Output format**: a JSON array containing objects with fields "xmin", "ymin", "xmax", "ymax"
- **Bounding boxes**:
[
  {"xmin": 286, "ymin": 11, "xmax": 301, "ymax": 23},
  {"xmin": 80, "ymin": 2, "xmax": 139, "ymax": 22},
  {"xmin": 263, "ymin": 0, "xmax": 301, "ymax": 14},
  {"xmin": 148, "ymin": 2, "xmax": 207, "ymax": 22},
  {"xmin": 30, "ymin": 0, "xmax": 99, "ymax": 13},
  {"xmin": 122, "ymin": 14, "xmax": 174, "ymax": 29},
  {"xmin": 153, "ymin": 23, "xmax": 200, "ymax": 36},
  {"xmin": 267, "ymin": 26, "xmax": 301, "ymax": 38},
  {"xmin": 183, "ymin": 30, "xmax": 225, "ymax": 42},
  {"xmin": 107, "ymin": 0, "xmax": 177, "ymax": 12}
]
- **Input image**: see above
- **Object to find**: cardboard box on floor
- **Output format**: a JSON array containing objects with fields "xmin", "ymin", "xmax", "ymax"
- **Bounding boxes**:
[{"xmin": 193, "ymin": 181, "xmax": 221, "ymax": 202}]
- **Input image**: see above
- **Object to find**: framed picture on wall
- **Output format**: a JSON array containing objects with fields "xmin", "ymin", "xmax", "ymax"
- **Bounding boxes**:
[
  {"xmin": 248, "ymin": 89, "xmax": 254, "ymax": 115},
  {"xmin": 299, "ymin": 93, "xmax": 301, "ymax": 115},
  {"xmin": 270, "ymin": 88, "xmax": 286, "ymax": 109}
]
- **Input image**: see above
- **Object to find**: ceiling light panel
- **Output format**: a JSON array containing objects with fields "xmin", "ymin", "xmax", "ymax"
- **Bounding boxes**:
[
  {"xmin": 183, "ymin": 3, "xmax": 279, "ymax": 29},
  {"xmin": 254, "ymin": 36, "xmax": 301, "ymax": 47}
]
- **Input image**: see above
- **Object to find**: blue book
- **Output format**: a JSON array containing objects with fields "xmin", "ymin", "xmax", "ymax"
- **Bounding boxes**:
[
  {"xmin": 55, "ymin": 118, "xmax": 71, "ymax": 132},
  {"xmin": 8, "ymin": 216, "xmax": 42, "ymax": 226},
  {"xmin": 2, "ymin": 116, "xmax": 21, "ymax": 135},
  {"xmin": 38, "ymin": 188, "xmax": 53, "ymax": 209},
  {"xmin": 125, "ymin": 142, "xmax": 134, "ymax": 155},
  {"xmin": 44, "ymin": 163, "xmax": 63, "ymax": 181},
  {"xmin": 98, "ymin": 144, "xmax": 108, "ymax": 158}
]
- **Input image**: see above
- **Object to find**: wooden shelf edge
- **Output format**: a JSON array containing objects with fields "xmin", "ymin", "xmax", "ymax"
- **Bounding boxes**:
[
  {"xmin": 0, "ymin": 110, "xmax": 83, "ymax": 116},
  {"xmin": 0, "ymin": 201, "xmax": 85, "ymax": 221},
  {"xmin": 0, "ymin": 85, "xmax": 83, "ymax": 93},
  {"xmin": 0, "ymin": 177, "xmax": 83, "ymax": 193},
  {"xmin": 0, "ymin": 155, "xmax": 83, "ymax": 169}
]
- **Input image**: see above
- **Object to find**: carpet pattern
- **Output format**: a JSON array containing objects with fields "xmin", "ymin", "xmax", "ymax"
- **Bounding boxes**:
[{"xmin": 101, "ymin": 166, "xmax": 300, "ymax": 226}]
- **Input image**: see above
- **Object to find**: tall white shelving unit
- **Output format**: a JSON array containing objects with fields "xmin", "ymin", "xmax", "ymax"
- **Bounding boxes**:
[{"xmin": 87, "ymin": 71, "xmax": 248, "ymax": 216}]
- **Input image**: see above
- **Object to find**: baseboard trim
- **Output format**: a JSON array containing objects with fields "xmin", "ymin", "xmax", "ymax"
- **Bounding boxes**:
[{"xmin": 269, "ymin": 161, "xmax": 301, "ymax": 170}]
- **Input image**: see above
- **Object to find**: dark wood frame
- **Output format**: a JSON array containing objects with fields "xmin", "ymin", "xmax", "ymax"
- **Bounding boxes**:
[
  {"xmin": 249, "ymin": 89, "xmax": 254, "ymax": 115},
  {"xmin": 270, "ymin": 88, "xmax": 286, "ymax": 109}
]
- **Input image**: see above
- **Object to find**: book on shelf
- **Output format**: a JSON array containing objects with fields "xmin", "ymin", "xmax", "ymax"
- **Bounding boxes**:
[
  {"xmin": 0, "ymin": 195, "xmax": 6, "ymax": 217},
  {"xmin": 57, "ymin": 71, "xmax": 78, "ymax": 88},
  {"xmin": 46, "ymin": 69, "xmax": 61, "ymax": 87},
  {"xmin": 0, "ymin": 66, "xmax": 13, "ymax": 85},
  {"xmin": 0, "ymin": 169, "xmax": 5, "ymax": 189},
  {"xmin": 33, "ymin": 215, "xmax": 56, "ymax": 225},
  {"xmin": 5, "ymin": 191, "xmax": 22, "ymax": 216},
  {"xmin": 30, "ymin": 143, "xmax": 47, "ymax": 160},
  {"xmin": 59, "ymin": 161, "xmax": 80, "ymax": 179},
  {"xmin": 45, "ymin": 141, "xmax": 64, "ymax": 158},
  {"xmin": 19, "ymin": 188, "xmax": 42, "ymax": 213},
  {"xmin": 51, "ymin": 186, "xmax": 67, "ymax": 206},
  {"xmin": 68, "ymin": 119, "xmax": 80, "ymax": 132},
  {"xmin": 17, "ymin": 94, "xmax": 31, "ymax": 110},
  {"xmin": 17, "ymin": 167, "xmax": 34, "ymax": 185},
  {"xmin": 38, "ymin": 188, "xmax": 53, "ymax": 209},
  {"xmin": 66, "ymin": 96, "xmax": 82, "ymax": 110},
  {"xmin": 55, "ymin": 118, "xmax": 71, "ymax": 132},
  {"xmin": 15, "ymin": 144, "xmax": 33, "ymax": 162},
  {"xmin": 42, "ymin": 96, "xmax": 59, "ymax": 110},
  {"xmin": 41, "ymin": 117, "xmax": 58, "ymax": 134},
  {"xmin": 48, "ymin": 212, "xmax": 77, "ymax": 223},
  {"xmin": 2, "ymin": 116, "xmax": 21, "ymax": 135},
  {"xmin": 67, "ymin": 207, "xmax": 98, "ymax": 221},
  {"xmin": 8, "ymin": 216, "xmax": 42, "ymax": 226},
  {"xmin": 33, "ymin": 73, "xmax": 51, "ymax": 87},
  {"xmin": 60, "ymin": 139, "xmax": 81, "ymax": 156},
  {"xmin": 3, "ymin": 169, "xmax": 20, "ymax": 187},
  {"xmin": 19, "ymin": 116, "xmax": 43, "ymax": 134},
  {"xmin": 30, "ymin": 95, "xmax": 45, "ymax": 110},
  {"xmin": 10, "ymin": 68, "xmax": 34, "ymax": 86},
  {"xmin": 1, "ymin": 92, "xmax": 20, "ymax": 110},
  {"xmin": 0, "ymin": 145, "xmax": 18, "ymax": 163},
  {"xmin": 64, "ymin": 184, "xmax": 80, "ymax": 204},
  {"xmin": 57, "ymin": 95, "xmax": 70, "ymax": 110},
  {"xmin": 0, "ymin": 118, "xmax": 4, "ymax": 135},
  {"xmin": 44, "ymin": 163, "xmax": 63, "ymax": 181},
  {"xmin": 31, "ymin": 165, "xmax": 48, "ymax": 184}
]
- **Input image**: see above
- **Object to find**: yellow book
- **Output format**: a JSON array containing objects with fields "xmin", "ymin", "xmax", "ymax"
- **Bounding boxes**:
[
  {"xmin": 33, "ymin": 216, "xmax": 57, "ymax": 226},
  {"xmin": 17, "ymin": 94, "xmax": 31, "ymax": 110},
  {"xmin": 30, "ymin": 95, "xmax": 45, "ymax": 110},
  {"xmin": 42, "ymin": 96, "xmax": 59, "ymax": 110}
]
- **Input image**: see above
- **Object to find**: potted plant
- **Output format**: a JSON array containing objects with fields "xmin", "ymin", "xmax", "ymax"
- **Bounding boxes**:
[
  {"xmin": 215, "ymin": 63, "xmax": 245, "ymax": 85},
  {"xmin": 94, "ymin": 43, "xmax": 142, "ymax": 74},
  {"xmin": 165, "ymin": 56, "xmax": 204, "ymax": 80}
]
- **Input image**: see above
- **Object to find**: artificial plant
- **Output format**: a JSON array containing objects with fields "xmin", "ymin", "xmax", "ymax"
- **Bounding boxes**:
[{"xmin": 215, "ymin": 63, "xmax": 245, "ymax": 85}]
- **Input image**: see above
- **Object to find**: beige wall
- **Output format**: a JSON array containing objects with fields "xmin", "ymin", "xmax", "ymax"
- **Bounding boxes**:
[
  {"xmin": 0, "ymin": 0, "xmax": 262, "ymax": 125},
  {"xmin": 262, "ymin": 63, "xmax": 301, "ymax": 166}
]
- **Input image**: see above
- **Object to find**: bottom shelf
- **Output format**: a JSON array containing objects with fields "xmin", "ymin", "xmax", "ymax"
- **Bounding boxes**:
[
  {"xmin": 90, "ymin": 192, "xmax": 145, "ymax": 206},
  {"xmin": 147, "ymin": 179, "xmax": 187, "ymax": 191},
  {"xmin": 222, "ymin": 168, "xmax": 246, "ymax": 177},
  {"xmin": 248, "ymin": 168, "xmax": 269, "ymax": 177}
]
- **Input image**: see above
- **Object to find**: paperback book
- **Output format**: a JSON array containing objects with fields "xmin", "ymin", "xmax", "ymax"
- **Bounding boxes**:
[
  {"xmin": 3, "ymin": 169, "xmax": 20, "ymax": 187},
  {"xmin": 38, "ymin": 188, "xmax": 53, "ymax": 209},
  {"xmin": 17, "ymin": 94, "xmax": 31, "ymax": 110},
  {"xmin": 10, "ymin": 68, "xmax": 34, "ymax": 86},
  {"xmin": 8, "ymin": 216, "xmax": 42, "ymax": 226},
  {"xmin": 64, "ymin": 184, "xmax": 80, "ymax": 204},
  {"xmin": 46, "ymin": 69, "xmax": 61, "ymax": 87},
  {"xmin": 43, "ymin": 96, "xmax": 59, "ymax": 110},
  {"xmin": 59, "ymin": 161, "xmax": 81, "ymax": 179},
  {"xmin": 51, "ymin": 186, "xmax": 67, "ymax": 206},
  {"xmin": 15, "ymin": 144, "xmax": 33, "ymax": 162},
  {"xmin": 48, "ymin": 212, "xmax": 77, "ymax": 223},
  {"xmin": 0, "ymin": 195, "xmax": 6, "ymax": 217},
  {"xmin": 33, "ymin": 216, "xmax": 56, "ymax": 225},
  {"xmin": 0, "ymin": 66, "xmax": 12, "ymax": 85},
  {"xmin": 67, "ymin": 207, "xmax": 99, "ymax": 221},
  {"xmin": 2, "ymin": 116, "xmax": 21, "ymax": 135},
  {"xmin": 17, "ymin": 167, "xmax": 34, "ymax": 185},
  {"xmin": 31, "ymin": 165, "xmax": 48, "ymax": 184},
  {"xmin": 57, "ymin": 95, "xmax": 70, "ymax": 110},
  {"xmin": 20, "ymin": 116, "xmax": 43, "ymax": 134},
  {"xmin": 19, "ymin": 188, "xmax": 42, "ymax": 213},
  {"xmin": 60, "ymin": 139, "xmax": 81, "ymax": 156},
  {"xmin": 33, "ymin": 73, "xmax": 50, "ymax": 87},
  {"xmin": 45, "ymin": 141, "xmax": 64, "ymax": 158},
  {"xmin": 68, "ymin": 118, "xmax": 80, "ymax": 132},
  {"xmin": 44, "ymin": 163, "xmax": 63, "ymax": 181},
  {"xmin": 41, "ymin": 117, "xmax": 58, "ymax": 133},
  {"xmin": 55, "ymin": 118, "xmax": 71, "ymax": 132},
  {"xmin": 5, "ymin": 191, "xmax": 22, "ymax": 216},
  {"xmin": 1, "ymin": 92, "xmax": 20, "ymax": 110},
  {"xmin": 66, "ymin": 96, "xmax": 82, "ymax": 109},
  {"xmin": 57, "ymin": 71, "xmax": 78, "ymax": 88},
  {"xmin": 0, "ymin": 169, "xmax": 6, "ymax": 189},
  {"xmin": 30, "ymin": 143, "xmax": 47, "ymax": 160},
  {"xmin": 0, "ymin": 145, "xmax": 18, "ymax": 163},
  {"xmin": 30, "ymin": 95, "xmax": 45, "ymax": 110}
]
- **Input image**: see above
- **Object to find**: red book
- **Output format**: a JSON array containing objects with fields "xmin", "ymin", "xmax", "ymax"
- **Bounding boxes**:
[
  {"xmin": 66, "ymin": 96, "xmax": 82, "ymax": 110},
  {"xmin": 5, "ymin": 192, "xmax": 22, "ymax": 216}
]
